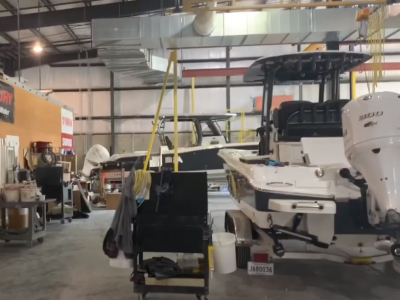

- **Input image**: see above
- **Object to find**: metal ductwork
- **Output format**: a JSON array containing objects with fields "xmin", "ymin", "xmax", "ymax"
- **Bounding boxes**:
[
  {"xmin": 92, "ymin": 7, "xmax": 400, "ymax": 50},
  {"xmin": 97, "ymin": 48, "xmax": 180, "ymax": 84},
  {"xmin": 193, "ymin": 1, "xmax": 216, "ymax": 36}
]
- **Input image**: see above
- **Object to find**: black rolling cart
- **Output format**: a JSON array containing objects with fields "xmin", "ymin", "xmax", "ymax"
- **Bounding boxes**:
[
  {"xmin": 133, "ymin": 170, "xmax": 211, "ymax": 300},
  {"xmin": 35, "ymin": 166, "xmax": 73, "ymax": 224}
]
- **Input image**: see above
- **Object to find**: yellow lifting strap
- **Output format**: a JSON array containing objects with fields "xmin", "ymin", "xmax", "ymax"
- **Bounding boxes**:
[{"xmin": 143, "ymin": 51, "xmax": 179, "ymax": 172}]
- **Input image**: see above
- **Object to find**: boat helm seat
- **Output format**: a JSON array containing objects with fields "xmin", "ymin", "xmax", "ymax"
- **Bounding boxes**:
[{"xmin": 272, "ymin": 99, "xmax": 350, "ymax": 142}]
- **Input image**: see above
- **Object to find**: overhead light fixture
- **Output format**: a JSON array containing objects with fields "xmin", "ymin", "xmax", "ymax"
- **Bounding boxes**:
[{"xmin": 33, "ymin": 43, "xmax": 43, "ymax": 53}]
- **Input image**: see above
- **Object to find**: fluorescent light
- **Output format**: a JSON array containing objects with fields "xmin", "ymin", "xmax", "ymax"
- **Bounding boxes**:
[{"xmin": 33, "ymin": 44, "xmax": 43, "ymax": 53}]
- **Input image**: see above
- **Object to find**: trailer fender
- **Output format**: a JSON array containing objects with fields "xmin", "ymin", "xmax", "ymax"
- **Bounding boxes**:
[{"xmin": 224, "ymin": 210, "xmax": 253, "ymax": 246}]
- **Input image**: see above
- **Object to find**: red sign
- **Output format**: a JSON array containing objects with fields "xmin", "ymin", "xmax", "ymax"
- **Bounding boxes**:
[
  {"xmin": 0, "ymin": 90, "xmax": 13, "ymax": 105},
  {"xmin": 61, "ymin": 133, "xmax": 74, "ymax": 150},
  {"xmin": 0, "ymin": 81, "xmax": 15, "ymax": 124},
  {"xmin": 62, "ymin": 116, "xmax": 73, "ymax": 127}
]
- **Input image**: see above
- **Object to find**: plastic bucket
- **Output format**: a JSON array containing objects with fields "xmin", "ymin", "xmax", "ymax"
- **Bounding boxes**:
[
  {"xmin": 212, "ymin": 232, "xmax": 237, "ymax": 274},
  {"xmin": 4, "ymin": 185, "xmax": 20, "ymax": 202},
  {"xmin": 20, "ymin": 186, "xmax": 36, "ymax": 202}
]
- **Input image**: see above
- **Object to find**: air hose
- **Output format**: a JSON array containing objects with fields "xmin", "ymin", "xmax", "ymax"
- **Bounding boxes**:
[{"xmin": 40, "ymin": 148, "xmax": 57, "ymax": 167}]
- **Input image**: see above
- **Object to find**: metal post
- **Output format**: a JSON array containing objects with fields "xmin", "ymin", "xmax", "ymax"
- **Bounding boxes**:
[
  {"xmin": 191, "ymin": 78, "xmax": 196, "ymax": 144},
  {"xmin": 172, "ymin": 50, "xmax": 179, "ymax": 172},
  {"xmin": 264, "ymin": 73, "xmax": 274, "ymax": 155},
  {"xmin": 175, "ymin": 0, "xmax": 181, "ymax": 12},
  {"xmin": 17, "ymin": 0, "xmax": 20, "ymax": 81},
  {"xmin": 326, "ymin": 41, "xmax": 340, "ymax": 100},
  {"xmin": 110, "ymin": 71, "xmax": 116, "ymax": 155},
  {"xmin": 334, "ymin": 70, "xmax": 340, "ymax": 99},
  {"xmin": 261, "ymin": 82, "xmax": 267, "ymax": 127},
  {"xmin": 226, "ymin": 47, "xmax": 231, "ymax": 142},
  {"xmin": 318, "ymin": 76, "xmax": 325, "ymax": 103},
  {"xmin": 259, "ymin": 74, "xmax": 274, "ymax": 156}
]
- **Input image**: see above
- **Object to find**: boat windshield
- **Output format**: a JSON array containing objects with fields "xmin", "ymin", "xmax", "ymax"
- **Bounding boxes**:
[{"xmin": 156, "ymin": 115, "xmax": 231, "ymax": 148}]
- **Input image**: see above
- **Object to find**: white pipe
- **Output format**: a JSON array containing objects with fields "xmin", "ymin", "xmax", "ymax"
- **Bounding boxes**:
[{"xmin": 193, "ymin": 2, "xmax": 216, "ymax": 36}]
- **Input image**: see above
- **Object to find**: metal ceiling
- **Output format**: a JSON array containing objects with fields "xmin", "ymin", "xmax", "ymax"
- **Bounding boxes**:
[{"xmin": 0, "ymin": 0, "xmax": 178, "ymax": 74}]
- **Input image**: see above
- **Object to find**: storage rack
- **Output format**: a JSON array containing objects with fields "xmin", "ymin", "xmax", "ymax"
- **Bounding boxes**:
[
  {"xmin": 132, "ymin": 170, "xmax": 211, "ymax": 300},
  {"xmin": 0, "ymin": 199, "xmax": 56, "ymax": 247}
]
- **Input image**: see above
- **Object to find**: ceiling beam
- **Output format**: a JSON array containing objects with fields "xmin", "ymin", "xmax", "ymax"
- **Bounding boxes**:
[
  {"xmin": 0, "ymin": 0, "xmax": 178, "ymax": 33},
  {"xmin": 40, "ymin": 0, "xmax": 84, "ymax": 50},
  {"xmin": 0, "ymin": 0, "xmax": 60, "ymax": 53},
  {"xmin": 0, "ymin": 32, "xmax": 20, "ymax": 58},
  {"xmin": 18, "ymin": 49, "xmax": 98, "ymax": 70}
]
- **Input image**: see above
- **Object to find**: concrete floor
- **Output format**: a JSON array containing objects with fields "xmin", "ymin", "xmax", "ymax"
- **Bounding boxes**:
[{"xmin": 1, "ymin": 210, "xmax": 400, "ymax": 300}]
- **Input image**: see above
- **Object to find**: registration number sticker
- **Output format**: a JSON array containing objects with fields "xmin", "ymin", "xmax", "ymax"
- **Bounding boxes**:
[{"xmin": 247, "ymin": 262, "xmax": 274, "ymax": 275}]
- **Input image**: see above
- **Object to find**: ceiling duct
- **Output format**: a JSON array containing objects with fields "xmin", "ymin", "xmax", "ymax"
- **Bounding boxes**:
[
  {"xmin": 92, "ymin": 6, "xmax": 400, "ymax": 49},
  {"xmin": 193, "ymin": 1, "xmax": 216, "ymax": 36},
  {"xmin": 97, "ymin": 48, "xmax": 181, "ymax": 84}
]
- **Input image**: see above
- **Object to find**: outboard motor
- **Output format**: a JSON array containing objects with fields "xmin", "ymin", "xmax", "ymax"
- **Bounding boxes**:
[
  {"xmin": 81, "ymin": 144, "xmax": 110, "ymax": 178},
  {"xmin": 342, "ymin": 92, "xmax": 400, "ymax": 227}
]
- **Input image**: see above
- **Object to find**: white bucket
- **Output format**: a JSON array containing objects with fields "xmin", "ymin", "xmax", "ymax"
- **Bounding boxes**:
[
  {"xmin": 20, "ymin": 186, "xmax": 37, "ymax": 202},
  {"xmin": 4, "ymin": 185, "xmax": 20, "ymax": 202},
  {"xmin": 109, "ymin": 250, "xmax": 133, "ymax": 269},
  {"xmin": 212, "ymin": 232, "xmax": 237, "ymax": 274}
]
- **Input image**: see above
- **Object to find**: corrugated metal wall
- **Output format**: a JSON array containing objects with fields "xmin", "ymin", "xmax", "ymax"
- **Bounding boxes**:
[{"xmin": 19, "ymin": 45, "xmax": 400, "ymax": 169}]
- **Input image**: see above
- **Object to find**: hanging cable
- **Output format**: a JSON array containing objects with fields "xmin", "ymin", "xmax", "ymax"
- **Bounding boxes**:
[
  {"xmin": 38, "ymin": 1, "xmax": 42, "ymax": 90},
  {"xmin": 17, "ymin": 0, "xmax": 21, "ymax": 81},
  {"xmin": 78, "ymin": 52, "xmax": 86, "ymax": 153},
  {"xmin": 86, "ymin": 50, "xmax": 94, "ymax": 151}
]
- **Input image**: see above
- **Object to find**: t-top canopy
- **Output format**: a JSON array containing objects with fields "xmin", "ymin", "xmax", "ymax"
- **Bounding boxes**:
[
  {"xmin": 243, "ymin": 51, "xmax": 372, "ymax": 84},
  {"xmin": 160, "ymin": 113, "xmax": 237, "ymax": 122}
]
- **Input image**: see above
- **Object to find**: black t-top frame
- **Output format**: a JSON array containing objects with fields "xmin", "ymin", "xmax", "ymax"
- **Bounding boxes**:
[{"xmin": 243, "ymin": 51, "xmax": 372, "ymax": 155}]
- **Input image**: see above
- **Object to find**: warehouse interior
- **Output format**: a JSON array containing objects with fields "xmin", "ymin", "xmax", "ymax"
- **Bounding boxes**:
[{"xmin": 1, "ymin": 1, "xmax": 400, "ymax": 300}]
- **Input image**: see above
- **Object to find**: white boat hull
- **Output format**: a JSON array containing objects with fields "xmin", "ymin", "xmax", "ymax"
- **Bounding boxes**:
[{"xmin": 218, "ymin": 147, "xmax": 397, "ymax": 266}]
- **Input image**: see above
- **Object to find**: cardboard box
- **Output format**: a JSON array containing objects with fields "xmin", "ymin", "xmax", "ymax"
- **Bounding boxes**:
[
  {"xmin": 106, "ymin": 193, "xmax": 121, "ymax": 210},
  {"xmin": 63, "ymin": 172, "xmax": 71, "ymax": 182},
  {"xmin": 0, "ymin": 208, "xmax": 29, "ymax": 229},
  {"xmin": 58, "ymin": 161, "xmax": 71, "ymax": 173}
]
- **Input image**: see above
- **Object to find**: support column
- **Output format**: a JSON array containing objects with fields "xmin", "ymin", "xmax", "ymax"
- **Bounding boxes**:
[
  {"xmin": 226, "ymin": 47, "xmax": 231, "ymax": 142},
  {"xmin": 110, "ymin": 71, "xmax": 116, "ymax": 155}
]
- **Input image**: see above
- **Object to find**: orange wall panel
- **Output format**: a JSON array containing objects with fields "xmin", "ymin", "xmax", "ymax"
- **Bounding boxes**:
[
  {"xmin": 253, "ymin": 95, "xmax": 294, "ymax": 111},
  {"xmin": 0, "ymin": 78, "xmax": 61, "ymax": 163}
]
